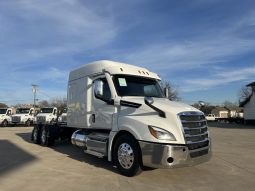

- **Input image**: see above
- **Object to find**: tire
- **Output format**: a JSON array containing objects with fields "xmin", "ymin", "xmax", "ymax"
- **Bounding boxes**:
[
  {"xmin": 2, "ymin": 120, "xmax": 8, "ymax": 127},
  {"xmin": 32, "ymin": 125, "xmax": 41, "ymax": 144},
  {"xmin": 40, "ymin": 125, "xmax": 54, "ymax": 147},
  {"xmin": 114, "ymin": 135, "xmax": 142, "ymax": 177},
  {"xmin": 26, "ymin": 120, "xmax": 31, "ymax": 127},
  {"xmin": 50, "ymin": 119, "xmax": 54, "ymax": 125}
]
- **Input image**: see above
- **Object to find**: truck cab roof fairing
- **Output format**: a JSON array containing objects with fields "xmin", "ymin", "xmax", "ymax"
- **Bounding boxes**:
[{"xmin": 68, "ymin": 60, "xmax": 160, "ymax": 82}]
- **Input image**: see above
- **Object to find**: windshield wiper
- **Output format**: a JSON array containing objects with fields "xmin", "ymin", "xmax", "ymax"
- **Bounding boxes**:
[{"xmin": 144, "ymin": 97, "xmax": 166, "ymax": 118}]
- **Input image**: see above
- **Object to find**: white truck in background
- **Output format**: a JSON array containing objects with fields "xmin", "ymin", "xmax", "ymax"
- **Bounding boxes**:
[
  {"xmin": 58, "ymin": 108, "xmax": 67, "ymax": 126},
  {"xmin": 205, "ymin": 114, "xmax": 216, "ymax": 121},
  {"xmin": 11, "ymin": 107, "xmax": 36, "ymax": 126},
  {"xmin": 31, "ymin": 60, "xmax": 211, "ymax": 176},
  {"xmin": 0, "ymin": 108, "xmax": 15, "ymax": 127},
  {"xmin": 35, "ymin": 107, "xmax": 58, "ymax": 125}
]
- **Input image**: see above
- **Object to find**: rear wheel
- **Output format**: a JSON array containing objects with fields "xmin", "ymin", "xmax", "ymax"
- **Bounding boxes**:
[{"xmin": 114, "ymin": 135, "xmax": 142, "ymax": 177}]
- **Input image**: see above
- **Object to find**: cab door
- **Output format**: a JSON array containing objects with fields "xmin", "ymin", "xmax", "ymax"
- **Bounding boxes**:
[{"xmin": 91, "ymin": 77, "xmax": 115, "ymax": 130}]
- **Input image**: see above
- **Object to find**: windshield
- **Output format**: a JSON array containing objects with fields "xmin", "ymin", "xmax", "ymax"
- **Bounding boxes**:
[
  {"xmin": 40, "ymin": 108, "xmax": 53, "ymax": 113},
  {"xmin": 113, "ymin": 75, "xmax": 164, "ymax": 98},
  {"xmin": 0, "ymin": 109, "xmax": 7, "ymax": 114},
  {"xmin": 16, "ymin": 108, "xmax": 30, "ymax": 114}
]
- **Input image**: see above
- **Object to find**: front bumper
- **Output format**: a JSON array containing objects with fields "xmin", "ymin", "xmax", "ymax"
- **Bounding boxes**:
[
  {"xmin": 58, "ymin": 121, "xmax": 67, "ymax": 126},
  {"xmin": 139, "ymin": 140, "xmax": 211, "ymax": 169},
  {"xmin": 12, "ymin": 121, "xmax": 26, "ymax": 124}
]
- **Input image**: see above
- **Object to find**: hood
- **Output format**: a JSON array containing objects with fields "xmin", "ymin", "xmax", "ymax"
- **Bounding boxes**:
[
  {"xmin": 121, "ymin": 97, "xmax": 201, "ymax": 115},
  {"xmin": 37, "ymin": 113, "xmax": 53, "ymax": 117},
  {"xmin": 119, "ymin": 97, "xmax": 203, "ymax": 144},
  {"xmin": 12, "ymin": 114, "xmax": 30, "ymax": 117},
  {"xmin": 60, "ymin": 113, "xmax": 67, "ymax": 117}
]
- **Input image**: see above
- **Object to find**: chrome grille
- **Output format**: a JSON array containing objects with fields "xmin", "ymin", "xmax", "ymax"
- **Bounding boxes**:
[
  {"xmin": 37, "ymin": 116, "xmax": 46, "ymax": 123},
  {"xmin": 62, "ymin": 116, "xmax": 67, "ymax": 122},
  {"xmin": 12, "ymin": 116, "xmax": 21, "ymax": 123},
  {"xmin": 179, "ymin": 111, "xmax": 209, "ymax": 158}
]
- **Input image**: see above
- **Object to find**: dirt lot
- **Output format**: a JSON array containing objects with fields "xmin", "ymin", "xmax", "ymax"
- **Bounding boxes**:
[{"xmin": 0, "ymin": 123, "xmax": 255, "ymax": 191}]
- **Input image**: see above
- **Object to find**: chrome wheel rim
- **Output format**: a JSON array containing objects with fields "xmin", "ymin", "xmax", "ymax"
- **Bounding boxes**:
[{"xmin": 118, "ymin": 143, "xmax": 134, "ymax": 169}]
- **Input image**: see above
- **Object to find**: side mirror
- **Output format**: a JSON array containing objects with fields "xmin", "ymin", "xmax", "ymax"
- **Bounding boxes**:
[
  {"xmin": 94, "ymin": 80, "xmax": 104, "ymax": 97},
  {"xmin": 198, "ymin": 101, "xmax": 205, "ymax": 107},
  {"xmin": 164, "ymin": 88, "xmax": 169, "ymax": 98},
  {"xmin": 144, "ymin": 96, "xmax": 154, "ymax": 105}
]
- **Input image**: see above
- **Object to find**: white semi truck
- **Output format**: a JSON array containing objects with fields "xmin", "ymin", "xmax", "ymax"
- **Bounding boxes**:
[
  {"xmin": 31, "ymin": 60, "xmax": 211, "ymax": 176},
  {"xmin": 35, "ymin": 107, "xmax": 58, "ymax": 125},
  {"xmin": 0, "ymin": 108, "xmax": 14, "ymax": 127},
  {"xmin": 11, "ymin": 107, "xmax": 36, "ymax": 126},
  {"xmin": 58, "ymin": 108, "xmax": 67, "ymax": 126}
]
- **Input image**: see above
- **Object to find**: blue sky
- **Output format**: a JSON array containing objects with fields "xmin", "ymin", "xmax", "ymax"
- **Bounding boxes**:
[{"xmin": 0, "ymin": 0, "xmax": 255, "ymax": 106}]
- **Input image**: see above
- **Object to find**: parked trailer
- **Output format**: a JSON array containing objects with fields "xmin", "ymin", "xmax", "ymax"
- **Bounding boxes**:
[{"xmin": 31, "ymin": 60, "xmax": 211, "ymax": 176}]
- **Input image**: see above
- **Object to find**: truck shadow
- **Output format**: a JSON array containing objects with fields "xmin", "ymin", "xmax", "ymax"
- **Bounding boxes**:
[
  {"xmin": 0, "ymin": 139, "xmax": 37, "ymax": 176},
  {"xmin": 16, "ymin": 132, "xmax": 118, "ymax": 174}
]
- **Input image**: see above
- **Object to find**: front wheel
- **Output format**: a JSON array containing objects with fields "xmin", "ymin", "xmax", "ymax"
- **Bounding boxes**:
[
  {"xmin": 40, "ymin": 125, "xmax": 54, "ymax": 146},
  {"xmin": 2, "ymin": 120, "xmax": 8, "ymax": 127},
  {"xmin": 114, "ymin": 135, "xmax": 142, "ymax": 177},
  {"xmin": 31, "ymin": 125, "xmax": 41, "ymax": 144},
  {"xmin": 25, "ymin": 119, "xmax": 31, "ymax": 127}
]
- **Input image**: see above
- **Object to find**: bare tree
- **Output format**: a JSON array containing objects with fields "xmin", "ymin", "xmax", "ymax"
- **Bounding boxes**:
[
  {"xmin": 49, "ymin": 97, "xmax": 67, "ymax": 111},
  {"xmin": 192, "ymin": 102, "xmax": 215, "ymax": 115},
  {"xmin": 239, "ymin": 86, "xmax": 252, "ymax": 103},
  {"xmin": 160, "ymin": 81, "xmax": 181, "ymax": 101},
  {"xmin": 222, "ymin": 101, "xmax": 238, "ymax": 108},
  {"xmin": 0, "ymin": 103, "xmax": 8, "ymax": 108},
  {"xmin": 12, "ymin": 103, "xmax": 33, "ymax": 108},
  {"xmin": 38, "ymin": 100, "xmax": 50, "ymax": 107}
]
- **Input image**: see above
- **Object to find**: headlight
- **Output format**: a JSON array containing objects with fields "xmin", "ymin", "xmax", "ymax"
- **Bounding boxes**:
[{"xmin": 148, "ymin": 126, "xmax": 176, "ymax": 141}]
